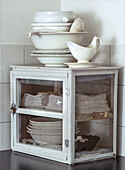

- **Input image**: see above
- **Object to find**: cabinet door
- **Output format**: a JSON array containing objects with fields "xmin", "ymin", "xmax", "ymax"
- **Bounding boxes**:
[
  {"xmin": 10, "ymin": 72, "xmax": 68, "ymax": 162},
  {"xmin": 16, "ymin": 79, "xmax": 63, "ymax": 113}
]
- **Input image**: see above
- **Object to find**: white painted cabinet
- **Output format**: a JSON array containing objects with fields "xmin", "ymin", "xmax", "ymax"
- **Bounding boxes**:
[{"xmin": 10, "ymin": 66, "xmax": 118, "ymax": 164}]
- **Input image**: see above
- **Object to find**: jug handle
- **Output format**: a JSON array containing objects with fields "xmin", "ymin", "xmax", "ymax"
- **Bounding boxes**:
[{"xmin": 96, "ymin": 37, "xmax": 102, "ymax": 52}]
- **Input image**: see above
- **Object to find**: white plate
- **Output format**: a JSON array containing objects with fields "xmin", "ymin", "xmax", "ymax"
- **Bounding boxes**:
[
  {"xmin": 31, "ymin": 23, "xmax": 72, "ymax": 27},
  {"xmin": 30, "ymin": 54, "xmax": 73, "ymax": 57},
  {"xmin": 65, "ymin": 62, "xmax": 99, "ymax": 68},
  {"xmin": 28, "ymin": 31, "xmax": 88, "ymax": 35},
  {"xmin": 31, "ymin": 49, "xmax": 70, "ymax": 54},
  {"xmin": 36, "ymin": 57, "xmax": 76, "ymax": 66}
]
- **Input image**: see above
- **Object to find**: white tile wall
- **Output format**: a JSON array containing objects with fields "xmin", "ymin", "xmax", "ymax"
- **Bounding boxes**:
[
  {"xmin": 24, "ymin": 45, "xmax": 41, "ymax": 65},
  {"xmin": 117, "ymin": 126, "xmax": 125, "ymax": 157},
  {"xmin": 90, "ymin": 45, "xmax": 110, "ymax": 65},
  {"xmin": 61, "ymin": 0, "xmax": 125, "ymax": 44},
  {"xmin": 0, "ymin": 122, "xmax": 11, "ymax": 150},
  {"xmin": 0, "ymin": 0, "xmax": 60, "ymax": 44},
  {"xmin": 111, "ymin": 44, "xmax": 125, "ymax": 67},
  {"xmin": 0, "ymin": 84, "xmax": 10, "ymax": 122},
  {"xmin": 0, "ymin": 45, "xmax": 24, "ymax": 83}
]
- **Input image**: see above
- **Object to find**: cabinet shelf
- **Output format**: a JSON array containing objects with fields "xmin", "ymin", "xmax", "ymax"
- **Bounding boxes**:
[
  {"xmin": 76, "ymin": 112, "xmax": 113, "ymax": 122},
  {"xmin": 16, "ymin": 108, "xmax": 63, "ymax": 119}
]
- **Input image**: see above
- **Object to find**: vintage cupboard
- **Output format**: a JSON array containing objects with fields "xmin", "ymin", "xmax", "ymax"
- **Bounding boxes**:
[{"xmin": 10, "ymin": 66, "xmax": 118, "ymax": 165}]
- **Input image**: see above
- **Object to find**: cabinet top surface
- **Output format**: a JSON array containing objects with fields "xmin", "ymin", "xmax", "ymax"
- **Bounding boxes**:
[{"xmin": 10, "ymin": 65, "xmax": 120, "ymax": 72}]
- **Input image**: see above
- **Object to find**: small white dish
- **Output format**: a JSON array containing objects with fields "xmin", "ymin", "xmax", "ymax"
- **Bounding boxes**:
[
  {"xmin": 65, "ymin": 62, "xmax": 99, "ymax": 68},
  {"xmin": 34, "ymin": 11, "xmax": 75, "ymax": 23}
]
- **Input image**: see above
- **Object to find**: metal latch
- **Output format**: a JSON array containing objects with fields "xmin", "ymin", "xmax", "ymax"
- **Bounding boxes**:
[
  {"xmin": 66, "ymin": 88, "xmax": 70, "ymax": 96},
  {"xmin": 65, "ymin": 139, "xmax": 69, "ymax": 147},
  {"xmin": 11, "ymin": 103, "xmax": 16, "ymax": 114}
]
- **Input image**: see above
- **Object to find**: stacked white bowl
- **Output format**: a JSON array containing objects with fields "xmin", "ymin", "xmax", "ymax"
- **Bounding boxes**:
[
  {"xmin": 27, "ymin": 118, "xmax": 62, "ymax": 145},
  {"xmin": 29, "ymin": 11, "xmax": 87, "ymax": 67},
  {"xmin": 32, "ymin": 11, "xmax": 75, "ymax": 31}
]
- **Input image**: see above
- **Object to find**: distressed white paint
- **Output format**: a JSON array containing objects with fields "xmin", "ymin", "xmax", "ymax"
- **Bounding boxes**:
[{"xmin": 10, "ymin": 66, "xmax": 118, "ymax": 164}]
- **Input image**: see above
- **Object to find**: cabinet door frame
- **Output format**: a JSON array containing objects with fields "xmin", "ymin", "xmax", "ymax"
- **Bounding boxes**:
[{"xmin": 10, "ymin": 70, "xmax": 70, "ymax": 163}]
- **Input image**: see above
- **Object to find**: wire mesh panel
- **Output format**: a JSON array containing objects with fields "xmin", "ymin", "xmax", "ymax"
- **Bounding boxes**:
[{"xmin": 75, "ymin": 74, "xmax": 114, "ymax": 158}]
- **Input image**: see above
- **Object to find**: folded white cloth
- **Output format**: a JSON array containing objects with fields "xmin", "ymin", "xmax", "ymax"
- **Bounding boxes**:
[
  {"xmin": 21, "ymin": 93, "xmax": 63, "ymax": 112},
  {"xmin": 45, "ymin": 94, "xmax": 62, "ymax": 112},
  {"xmin": 75, "ymin": 93, "xmax": 110, "ymax": 114}
]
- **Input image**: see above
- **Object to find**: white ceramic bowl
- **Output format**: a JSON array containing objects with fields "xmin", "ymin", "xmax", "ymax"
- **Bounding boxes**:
[
  {"xmin": 34, "ymin": 11, "xmax": 75, "ymax": 23},
  {"xmin": 31, "ymin": 23, "xmax": 72, "ymax": 32},
  {"xmin": 28, "ymin": 133, "xmax": 62, "ymax": 145},
  {"xmin": 35, "ymin": 56, "xmax": 76, "ymax": 67},
  {"xmin": 28, "ymin": 32, "xmax": 88, "ymax": 50}
]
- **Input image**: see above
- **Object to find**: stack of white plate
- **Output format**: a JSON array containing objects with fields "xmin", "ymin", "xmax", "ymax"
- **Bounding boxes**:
[
  {"xmin": 30, "ymin": 49, "xmax": 76, "ymax": 67},
  {"xmin": 27, "ymin": 118, "xmax": 62, "ymax": 145}
]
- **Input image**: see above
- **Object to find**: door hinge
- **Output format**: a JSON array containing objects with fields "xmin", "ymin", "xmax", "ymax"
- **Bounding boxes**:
[
  {"xmin": 11, "ymin": 103, "xmax": 16, "ymax": 114},
  {"xmin": 65, "ymin": 139, "xmax": 69, "ymax": 147},
  {"xmin": 66, "ymin": 88, "xmax": 70, "ymax": 96}
]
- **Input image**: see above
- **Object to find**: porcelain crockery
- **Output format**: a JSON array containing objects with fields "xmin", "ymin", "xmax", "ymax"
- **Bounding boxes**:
[
  {"xmin": 31, "ymin": 23, "xmax": 72, "ymax": 32},
  {"xmin": 28, "ymin": 32, "xmax": 88, "ymax": 50},
  {"xmin": 70, "ymin": 18, "xmax": 84, "ymax": 32},
  {"xmin": 34, "ymin": 11, "xmax": 75, "ymax": 23},
  {"xmin": 65, "ymin": 36, "xmax": 102, "ymax": 63},
  {"xmin": 34, "ymin": 56, "xmax": 76, "ymax": 66}
]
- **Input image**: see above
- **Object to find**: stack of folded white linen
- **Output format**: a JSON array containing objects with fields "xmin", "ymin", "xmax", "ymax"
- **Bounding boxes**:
[
  {"xmin": 21, "ymin": 93, "xmax": 48, "ymax": 109},
  {"xmin": 75, "ymin": 93, "xmax": 110, "ymax": 114},
  {"xmin": 45, "ymin": 94, "xmax": 62, "ymax": 112},
  {"xmin": 21, "ymin": 93, "xmax": 62, "ymax": 111}
]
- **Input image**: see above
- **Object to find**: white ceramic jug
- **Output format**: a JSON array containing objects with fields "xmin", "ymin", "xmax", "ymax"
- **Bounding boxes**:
[{"xmin": 65, "ymin": 36, "xmax": 102, "ymax": 63}]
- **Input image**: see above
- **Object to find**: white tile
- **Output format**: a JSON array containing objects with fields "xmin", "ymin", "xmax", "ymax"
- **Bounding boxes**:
[
  {"xmin": 117, "ymin": 85, "xmax": 125, "ymax": 127},
  {"xmin": 90, "ymin": 45, "xmax": 110, "ymax": 66},
  {"xmin": 117, "ymin": 126, "xmax": 125, "ymax": 156},
  {"xmin": 0, "ymin": 45, "xmax": 24, "ymax": 83},
  {"xmin": 0, "ymin": 84, "xmax": 10, "ymax": 122},
  {"xmin": 111, "ymin": 44, "xmax": 125, "ymax": 67},
  {"xmin": 118, "ymin": 68, "xmax": 125, "ymax": 86},
  {"xmin": 25, "ymin": 45, "xmax": 41, "ymax": 65},
  {"xmin": 0, "ymin": 122, "xmax": 11, "ymax": 150}
]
